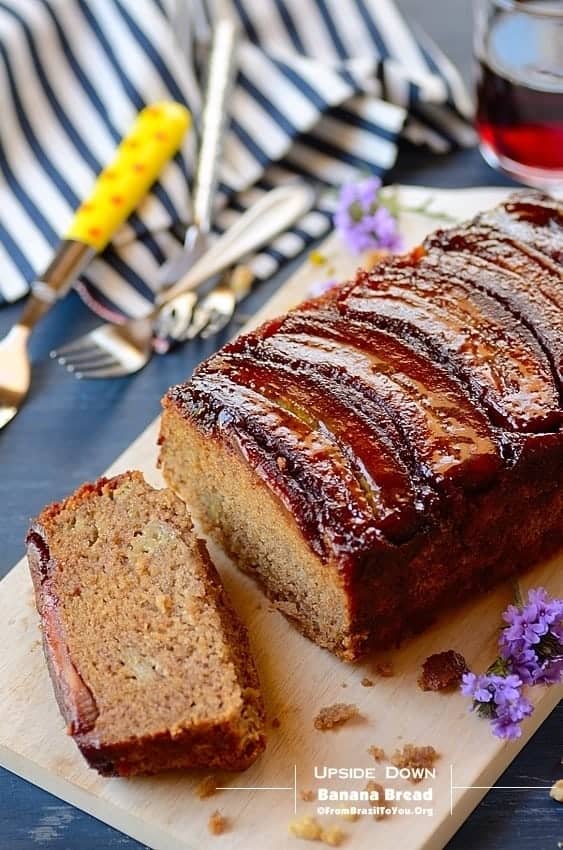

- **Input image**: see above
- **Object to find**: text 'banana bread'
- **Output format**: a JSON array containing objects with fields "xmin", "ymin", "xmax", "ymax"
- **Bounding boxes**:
[
  {"xmin": 26, "ymin": 472, "xmax": 266, "ymax": 776},
  {"xmin": 159, "ymin": 191, "xmax": 563, "ymax": 661}
]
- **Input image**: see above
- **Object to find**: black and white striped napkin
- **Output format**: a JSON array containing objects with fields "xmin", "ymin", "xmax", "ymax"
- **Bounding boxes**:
[{"xmin": 0, "ymin": 0, "xmax": 476, "ymax": 320}]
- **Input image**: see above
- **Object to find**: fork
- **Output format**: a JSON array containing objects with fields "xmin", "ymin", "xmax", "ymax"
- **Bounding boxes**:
[
  {"xmin": 52, "ymin": 182, "xmax": 316, "ymax": 378},
  {"xmin": 0, "ymin": 102, "xmax": 190, "ymax": 430},
  {"xmin": 173, "ymin": 263, "xmax": 254, "ymax": 341}
]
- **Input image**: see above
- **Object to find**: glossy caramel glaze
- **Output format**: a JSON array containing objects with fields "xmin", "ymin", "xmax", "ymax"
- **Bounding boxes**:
[
  {"xmin": 341, "ymin": 256, "xmax": 560, "ymax": 431},
  {"xmin": 426, "ymin": 226, "xmax": 563, "ymax": 393},
  {"xmin": 479, "ymin": 191, "xmax": 562, "ymax": 265},
  {"xmin": 168, "ymin": 191, "xmax": 562, "ymax": 563}
]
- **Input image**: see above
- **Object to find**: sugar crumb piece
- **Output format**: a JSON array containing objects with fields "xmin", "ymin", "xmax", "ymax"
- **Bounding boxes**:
[
  {"xmin": 367, "ymin": 745, "xmax": 385, "ymax": 762},
  {"xmin": 208, "ymin": 810, "xmax": 228, "ymax": 835},
  {"xmin": 375, "ymin": 661, "xmax": 394, "ymax": 677},
  {"xmin": 301, "ymin": 789, "xmax": 315, "ymax": 802},
  {"xmin": 197, "ymin": 774, "xmax": 219, "ymax": 799},
  {"xmin": 320, "ymin": 826, "xmax": 345, "ymax": 846},
  {"xmin": 314, "ymin": 703, "xmax": 360, "ymax": 731},
  {"xmin": 272, "ymin": 717, "xmax": 281, "ymax": 729},
  {"xmin": 550, "ymin": 779, "xmax": 563, "ymax": 802},
  {"xmin": 418, "ymin": 650, "xmax": 468, "ymax": 692},
  {"xmin": 361, "ymin": 677, "xmax": 374, "ymax": 688},
  {"xmin": 365, "ymin": 781, "xmax": 387, "ymax": 819},
  {"xmin": 289, "ymin": 816, "xmax": 322, "ymax": 840},
  {"xmin": 391, "ymin": 745, "xmax": 440, "ymax": 782}
]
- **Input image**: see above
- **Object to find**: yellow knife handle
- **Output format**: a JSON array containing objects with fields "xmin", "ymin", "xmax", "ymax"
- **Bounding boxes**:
[{"xmin": 65, "ymin": 102, "xmax": 190, "ymax": 251}]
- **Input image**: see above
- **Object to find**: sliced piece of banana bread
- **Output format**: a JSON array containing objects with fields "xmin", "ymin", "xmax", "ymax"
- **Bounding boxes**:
[{"xmin": 26, "ymin": 471, "xmax": 266, "ymax": 777}]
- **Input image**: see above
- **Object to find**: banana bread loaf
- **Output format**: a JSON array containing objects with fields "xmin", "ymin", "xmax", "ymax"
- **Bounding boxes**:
[
  {"xmin": 26, "ymin": 471, "xmax": 266, "ymax": 776},
  {"xmin": 158, "ymin": 190, "xmax": 563, "ymax": 661}
]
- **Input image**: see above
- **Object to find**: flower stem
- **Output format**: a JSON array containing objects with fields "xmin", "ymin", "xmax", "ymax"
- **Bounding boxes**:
[{"xmin": 511, "ymin": 578, "xmax": 524, "ymax": 608}]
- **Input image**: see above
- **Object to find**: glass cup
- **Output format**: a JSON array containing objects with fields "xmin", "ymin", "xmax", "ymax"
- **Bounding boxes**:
[{"xmin": 473, "ymin": 0, "xmax": 563, "ymax": 189}]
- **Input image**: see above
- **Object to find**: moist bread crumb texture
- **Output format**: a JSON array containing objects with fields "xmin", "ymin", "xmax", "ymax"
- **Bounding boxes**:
[
  {"xmin": 26, "ymin": 471, "xmax": 266, "ymax": 777},
  {"xmin": 391, "ymin": 745, "xmax": 440, "ymax": 782},
  {"xmin": 313, "ymin": 703, "xmax": 360, "ymax": 730},
  {"xmin": 159, "ymin": 190, "xmax": 563, "ymax": 661},
  {"xmin": 418, "ymin": 650, "xmax": 468, "ymax": 691}
]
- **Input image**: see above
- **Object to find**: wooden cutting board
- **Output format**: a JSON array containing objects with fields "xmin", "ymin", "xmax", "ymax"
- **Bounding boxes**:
[{"xmin": 1, "ymin": 187, "xmax": 561, "ymax": 850}]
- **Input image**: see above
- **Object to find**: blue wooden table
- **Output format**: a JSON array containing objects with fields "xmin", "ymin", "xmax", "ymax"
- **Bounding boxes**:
[{"xmin": 1, "ymin": 1, "xmax": 561, "ymax": 847}]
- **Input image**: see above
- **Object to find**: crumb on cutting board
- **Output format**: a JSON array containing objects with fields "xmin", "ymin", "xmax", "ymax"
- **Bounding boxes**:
[
  {"xmin": 301, "ymin": 789, "xmax": 315, "ymax": 802},
  {"xmin": 418, "ymin": 650, "xmax": 468, "ymax": 691},
  {"xmin": 361, "ymin": 677, "xmax": 374, "ymax": 687},
  {"xmin": 550, "ymin": 779, "xmax": 563, "ymax": 802},
  {"xmin": 289, "ymin": 816, "xmax": 322, "ymax": 840},
  {"xmin": 314, "ymin": 703, "xmax": 360, "ymax": 730},
  {"xmin": 375, "ymin": 661, "xmax": 394, "ymax": 677},
  {"xmin": 391, "ymin": 745, "xmax": 440, "ymax": 782},
  {"xmin": 320, "ymin": 826, "xmax": 345, "ymax": 846},
  {"xmin": 288, "ymin": 817, "xmax": 345, "ymax": 845},
  {"xmin": 208, "ymin": 810, "xmax": 228, "ymax": 835},
  {"xmin": 197, "ymin": 774, "xmax": 219, "ymax": 799},
  {"xmin": 367, "ymin": 745, "xmax": 386, "ymax": 762},
  {"xmin": 365, "ymin": 781, "xmax": 387, "ymax": 819}
]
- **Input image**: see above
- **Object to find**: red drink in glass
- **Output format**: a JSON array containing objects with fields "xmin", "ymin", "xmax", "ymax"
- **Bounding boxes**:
[{"xmin": 474, "ymin": 0, "xmax": 563, "ymax": 189}]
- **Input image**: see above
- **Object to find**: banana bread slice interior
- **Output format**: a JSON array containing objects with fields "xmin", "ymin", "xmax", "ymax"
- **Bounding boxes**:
[{"xmin": 26, "ymin": 471, "xmax": 266, "ymax": 777}]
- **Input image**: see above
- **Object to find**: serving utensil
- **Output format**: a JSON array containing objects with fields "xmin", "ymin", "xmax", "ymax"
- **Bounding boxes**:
[
  {"xmin": 178, "ymin": 263, "xmax": 255, "ymax": 340},
  {"xmin": 0, "ymin": 102, "xmax": 190, "ymax": 429},
  {"xmin": 51, "ymin": 183, "xmax": 316, "ymax": 377},
  {"xmin": 157, "ymin": 17, "xmax": 238, "ymax": 287}
]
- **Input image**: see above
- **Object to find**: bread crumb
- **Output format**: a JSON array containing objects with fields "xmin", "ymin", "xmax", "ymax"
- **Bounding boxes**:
[
  {"xmin": 301, "ymin": 789, "xmax": 315, "ymax": 802},
  {"xmin": 208, "ymin": 810, "xmax": 228, "ymax": 835},
  {"xmin": 197, "ymin": 774, "xmax": 219, "ymax": 799},
  {"xmin": 320, "ymin": 826, "xmax": 345, "ymax": 846},
  {"xmin": 418, "ymin": 650, "xmax": 468, "ymax": 691},
  {"xmin": 272, "ymin": 717, "xmax": 281, "ymax": 729},
  {"xmin": 155, "ymin": 593, "xmax": 173, "ymax": 615},
  {"xmin": 314, "ymin": 703, "xmax": 360, "ymax": 731},
  {"xmin": 289, "ymin": 817, "xmax": 346, "ymax": 846},
  {"xmin": 550, "ymin": 779, "xmax": 563, "ymax": 802},
  {"xmin": 361, "ymin": 677, "xmax": 374, "ymax": 687},
  {"xmin": 341, "ymin": 682, "xmax": 348, "ymax": 688},
  {"xmin": 289, "ymin": 816, "xmax": 322, "ymax": 840},
  {"xmin": 391, "ymin": 745, "xmax": 440, "ymax": 782},
  {"xmin": 367, "ymin": 745, "xmax": 385, "ymax": 762},
  {"xmin": 365, "ymin": 781, "xmax": 387, "ymax": 819},
  {"xmin": 375, "ymin": 661, "xmax": 394, "ymax": 677}
]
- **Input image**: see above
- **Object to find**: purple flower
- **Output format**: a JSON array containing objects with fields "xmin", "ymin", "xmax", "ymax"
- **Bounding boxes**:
[
  {"xmin": 500, "ymin": 588, "xmax": 563, "ymax": 685},
  {"xmin": 309, "ymin": 278, "xmax": 338, "ymax": 298},
  {"xmin": 460, "ymin": 671, "xmax": 533, "ymax": 740},
  {"xmin": 334, "ymin": 178, "xmax": 403, "ymax": 254}
]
